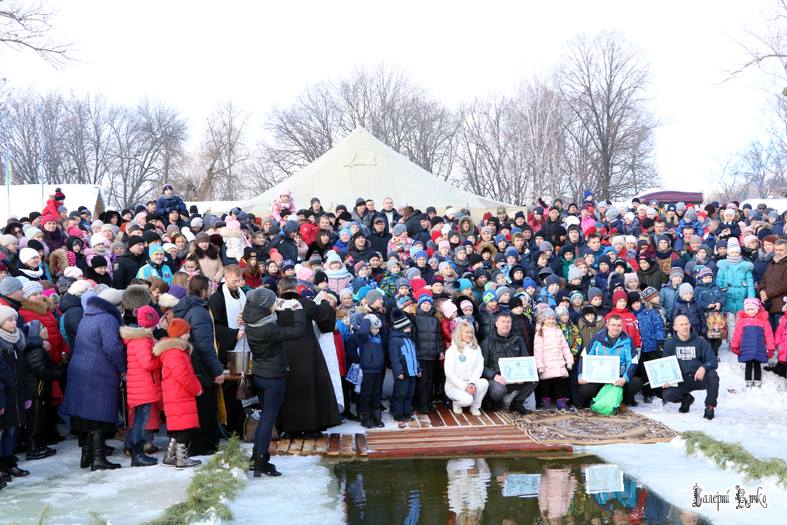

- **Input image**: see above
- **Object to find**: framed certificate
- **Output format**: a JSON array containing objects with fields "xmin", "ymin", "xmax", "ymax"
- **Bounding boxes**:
[
  {"xmin": 498, "ymin": 356, "xmax": 539, "ymax": 384},
  {"xmin": 644, "ymin": 355, "xmax": 684, "ymax": 387},
  {"xmin": 581, "ymin": 355, "xmax": 620, "ymax": 384},
  {"xmin": 584, "ymin": 464, "xmax": 624, "ymax": 494},
  {"xmin": 502, "ymin": 473, "xmax": 540, "ymax": 497}
]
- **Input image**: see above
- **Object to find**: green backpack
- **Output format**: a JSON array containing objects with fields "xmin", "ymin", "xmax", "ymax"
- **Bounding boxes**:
[{"xmin": 591, "ymin": 384, "xmax": 623, "ymax": 416}]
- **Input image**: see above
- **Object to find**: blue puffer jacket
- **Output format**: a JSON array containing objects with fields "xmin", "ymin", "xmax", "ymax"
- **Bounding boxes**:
[
  {"xmin": 389, "ymin": 329, "xmax": 420, "ymax": 378},
  {"xmin": 716, "ymin": 259, "xmax": 755, "ymax": 313},
  {"xmin": 672, "ymin": 298, "xmax": 705, "ymax": 336},
  {"xmin": 353, "ymin": 318, "xmax": 385, "ymax": 373},
  {"xmin": 659, "ymin": 284, "xmax": 680, "ymax": 319},
  {"xmin": 579, "ymin": 329, "xmax": 639, "ymax": 383},
  {"xmin": 695, "ymin": 282, "xmax": 725, "ymax": 311},
  {"xmin": 634, "ymin": 306, "xmax": 665, "ymax": 353},
  {"xmin": 155, "ymin": 194, "xmax": 187, "ymax": 216},
  {"xmin": 62, "ymin": 296, "xmax": 126, "ymax": 423}
]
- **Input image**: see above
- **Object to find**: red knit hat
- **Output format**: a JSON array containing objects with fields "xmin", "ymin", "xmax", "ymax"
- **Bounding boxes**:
[
  {"xmin": 612, "ymin": 289, "xmax": 628, "ymax": 307},
  {"xmin": 135, "ymin": 305, "xmax": 160, "ymax": 328},
  {"xmin": 167, "ymin": 318, "xmax": 191, "ymax": 338},
  {"xmin": 54, "ymin": 188, "xmax": 66, "ymax": 201},
  {"xmin": 40, "ymin": 213, "xmax": 58, "ymax": 225}
]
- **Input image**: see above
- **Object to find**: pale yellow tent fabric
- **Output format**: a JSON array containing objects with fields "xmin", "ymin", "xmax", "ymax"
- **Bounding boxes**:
[{"xmin": 191, "ymin": 127, "xmax": 510, "ymax": 218}]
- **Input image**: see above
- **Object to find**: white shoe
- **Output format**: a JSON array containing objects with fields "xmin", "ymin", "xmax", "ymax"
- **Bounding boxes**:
[
  {"xmin": 452, "ymin": 402, "xmax": 463, "ymax": 415},
  {"xmin": 470, "ymin": 408, "xmax": 482, "ymax": 416}
]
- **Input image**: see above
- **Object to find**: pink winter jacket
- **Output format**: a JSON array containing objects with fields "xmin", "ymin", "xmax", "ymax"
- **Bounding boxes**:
[
  {"xmin": 775, "ymin": 316, "xmax": 787, "ymax": 363},
  {"xmin": 534, "ymin": 326, "xmax": 573, "ymax": 379}
]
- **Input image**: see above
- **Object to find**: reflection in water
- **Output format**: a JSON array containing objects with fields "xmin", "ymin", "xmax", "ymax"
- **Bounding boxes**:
[{"xmin": 335, "ymin": 455, "xmax": 710, "ymax": 525}]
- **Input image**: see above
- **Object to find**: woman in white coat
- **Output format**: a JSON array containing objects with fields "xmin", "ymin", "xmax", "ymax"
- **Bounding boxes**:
[{"xmin": 444, "ymin": 321, "xmax": 489, "ymax": 416}]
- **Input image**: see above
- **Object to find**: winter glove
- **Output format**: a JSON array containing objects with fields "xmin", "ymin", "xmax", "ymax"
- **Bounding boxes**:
[{"xmin": 768, "ymin": 355, "xmax": 779, "ymax": 368}]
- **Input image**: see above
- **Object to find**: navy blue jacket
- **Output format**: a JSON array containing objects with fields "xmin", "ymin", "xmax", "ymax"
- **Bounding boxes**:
[
  {"xmin": 662, "ymin": 331, "xmax": 717, "ymax": 376},
  {"xmin": 353, "ymin": 318, "xmax": 385, "ymax": 373},
  {"xmin": 389, "ymin": 329, "xmax": 420, "ymax": 378}
]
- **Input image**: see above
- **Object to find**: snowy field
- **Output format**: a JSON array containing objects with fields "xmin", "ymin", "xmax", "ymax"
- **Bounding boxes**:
[
  {"xmin": 583, "ymin": 348, "xmax": 787, "ymax": 525},
  {"xmin": 2, "ymin": 348, "xmax": 785, "ymax": 524}
]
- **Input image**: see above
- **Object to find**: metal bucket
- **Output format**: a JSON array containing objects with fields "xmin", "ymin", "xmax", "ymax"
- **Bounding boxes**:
[{"xmin": 227, "ymin": 349, "xmax": 249, "ymax": 375}]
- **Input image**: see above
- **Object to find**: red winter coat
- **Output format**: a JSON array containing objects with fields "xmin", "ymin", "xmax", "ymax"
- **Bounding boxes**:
[
  {"xmin": 120, "ymin": 326, "xmax": 162, "ymax": 409},
  {"xmin": 605, "ymin": 307, "xmax": 642, "ymax": 349},
  {"xmin": 19, "ymin": 298, "xmax": 67, "ymax": 364},
  {"xmin": 153, "ymin": 337, "xmax": 203, "ymax": 431}
]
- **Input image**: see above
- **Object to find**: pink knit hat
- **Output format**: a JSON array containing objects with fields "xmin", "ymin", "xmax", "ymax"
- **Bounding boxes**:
[{"xmin": 743, "ymin": 298, "xmax": 760, "ymax": 312}]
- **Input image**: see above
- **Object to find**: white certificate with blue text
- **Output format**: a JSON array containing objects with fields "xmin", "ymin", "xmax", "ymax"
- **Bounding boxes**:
[
  {"xmin": 498, "ymin": 356, "xmax": 539, "ymax": 384},
  {"xmin": 581, "ymin": 355, "xmax": 620, "ymax": 384},
  {"xmin": 644, "ymin": 355, "xmax": 683, "ymax": 386}
]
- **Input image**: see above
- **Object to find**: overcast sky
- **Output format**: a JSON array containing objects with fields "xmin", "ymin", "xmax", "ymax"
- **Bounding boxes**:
[{"xmin": 0, "ymin": 0, "xmax": 779, "ymax": 191}]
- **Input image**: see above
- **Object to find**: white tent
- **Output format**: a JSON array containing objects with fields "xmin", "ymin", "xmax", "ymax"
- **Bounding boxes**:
[
  {"xmin": 0, "ymin": 184, "xmax": 104, "ymax": 223},
  {"xmin": 193, "ymin": 127, "xmax": 510, "ymax": 218}
]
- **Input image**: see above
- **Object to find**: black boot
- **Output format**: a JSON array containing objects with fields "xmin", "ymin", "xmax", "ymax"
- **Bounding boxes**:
[
  {"xmin": 103, "ymin": 441, "xmax": 115, "ymax": 456},
  {"xmin": 162, "ymin": 438, "xmax": 177, "ymax": 466},
  {"xmin": 6, "ymin": 456, "xmax": 30, "ymax": 477},
  {"xmin": 80, "ymin": 443, "xmax": 92, "ymax": 469},
  {"xmin": 253, "ymin": 452, "xmax": 281, "ymax": 477},
  {"xmin": 679, "ymin": 394, "xmax": 695, "ymax": 414},
  {"xmin": 360, "ymin": 412, "xmax": 375, "ymax": 429},
  {"xmin": 26, "ymin": 446, "xmax": 57, "ymax": 461},
  {"xmin": 0, "ymin": 458, "xmax": 11, "ymax": 483},
  {"xmin": 130, "ymin": 443, "xmax": 157, "ymax": 467},
  {"xmin": 90, "ymin": 432, "xmax": 121, "ymax": 471},
  {"xmin": 248, "ymin": 446, "xmax": 258, "ymax": 471},
  {"xmin": 372, "ymin": 410, "xmax": 384, "ymax": 428}
]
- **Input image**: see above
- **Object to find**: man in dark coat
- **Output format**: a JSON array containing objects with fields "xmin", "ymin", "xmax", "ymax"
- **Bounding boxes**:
[
  {"xmin": 112, "ymin": 236, "xmax": 146, "ymax": 289},
  {"xmin": 172, "ymin": 276, "xmax": 225, "ymax": 455},
  {"xmin": 481, "ymin": 312, "xmax": 536, "ymax": 414},
  {"xmin": 367, "ymin": 215, "xmax": 391, "ymax": 256},
  {"xmin": 275, "ymin": 277, "xmax": 340, "ymax": 437}
]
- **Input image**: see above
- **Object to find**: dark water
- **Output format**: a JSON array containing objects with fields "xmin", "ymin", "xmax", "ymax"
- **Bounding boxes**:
[{"xmin": 334, "ymin": 455, "xmax": 711, "ymax": 525}]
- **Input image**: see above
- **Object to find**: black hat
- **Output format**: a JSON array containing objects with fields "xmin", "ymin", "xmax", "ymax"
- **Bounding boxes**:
[
  {"xmin": 314, "ymin": 270, "xmax": 328, "ymax": 286},
  {"xmin": 355, "ymin": 197, "xmax": 366, "ymax": 206},
  {"xmin": 430, "ymin": 216, "xmax": 444, "ymax": 227},
  {"xmin": 127, "ymin": 236, "xmax": 144, "ymax": 249},
  {"xmin": 509, "ymin": 296, "xmax": 523, "ymax": 310},
  {"xmin": 391, "ymin": 308, "xmax": 411, "ymax": 330},
  {"xmin": 142, "ymin": 230, "xmax": 160, "ymax": 244},
  {"xmin": 27, "ymin": 239, "xmax": 44, "ymax": 252},
  {"xmin": 426, "ymin": 206, "xmax": 437, "ymax": 214},
  {"xmin": 91, "ymin": 255, "xmax": 108, "ymax": 269}
]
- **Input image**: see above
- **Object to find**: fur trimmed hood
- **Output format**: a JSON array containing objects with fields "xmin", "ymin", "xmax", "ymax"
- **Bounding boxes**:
[
  {"xmin": 153, "ymin": 337, "xmax": 190, "ymax": 356},
  {"xmin": 119, "ymin": 326, "xmax": 154, "ymax": 340},
  {"xmin": 20, "ymin": 297, "xmax": 53, "ymax": 315}
]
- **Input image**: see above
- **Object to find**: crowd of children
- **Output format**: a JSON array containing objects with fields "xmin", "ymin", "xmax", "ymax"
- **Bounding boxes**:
[{"xmin": 0, "ymin": 186, "xmax": 786, "ymax": 486}]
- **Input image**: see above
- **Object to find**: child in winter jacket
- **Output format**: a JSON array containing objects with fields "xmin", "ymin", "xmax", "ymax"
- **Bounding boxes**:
[
  {"xmin": 694, "ymin": 266, "xmax": 726, "ymax": 353},
  {"xmin": 731, "ymin": 298, "xmax": 775, "ymax": 388},
  {"xmin": 556, "ymin": 306, "xmax": 582, "ymax": 356},
  {"xmin": 413, "ymin": 295, "xmax": 443, "ymax": 414},
  {"xmin": 351, "ymin": 314, "xmax": 385, "ymax": 429},
  {"xmin": 716, "ymin": 238, "xmax": 755, "ymax": 342},
  {"xmin": 324, "ymin": 250, "xmax": 353, "ymax": 294},
  {"xmin": 121, "ymin": 305, "xmax": 162, "ymax": 467},
  {"xmin": 769, "ymin": 300, "xmax": 787, "ymax": 377},
  {"xmin": 659, "ymin": 267, "xmax": 684, "ymax": 322},
  {"xmin": 630, "ymin": 292, "xmax": 665, "ymax": 403},
  {"xmin": 153, "ymin": 318, "xmax": 203, "ymax": 468},
  {"xmin": 23, "ymin": 320, "xmax": 63, "ymax": 460},
  {"xmin": 0, "ymin": 305, "xmax": 33, "ymax": 483},
  {"xmin": 671, "ymin": 283, "xmax": 705, "ymax": 337},
  {"xmin": 388, "ymin": 310, "xmax": 421, "ymax": 426},
  {"xmin": 534, "ymin": 308, "xmax": 574, "ymax": 410},
  {"xmin": 604, "ymin": 289, "xmax": 642, "ymax": 350}
]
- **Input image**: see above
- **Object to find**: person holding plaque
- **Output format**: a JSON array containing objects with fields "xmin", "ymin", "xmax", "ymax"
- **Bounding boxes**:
[
  {"xmin": 662, "ymin": 315, "xmax": 719, "ymax": 420},
  {"xmin": 576, "ymin": 316, "xmax": 642, "ymax": 407},
  {"xmin": 481, "ymin": 312, "xmax": 537, "ymax": 414}
]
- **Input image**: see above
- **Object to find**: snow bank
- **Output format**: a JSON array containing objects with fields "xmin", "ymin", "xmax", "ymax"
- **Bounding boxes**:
[
  {"xmin": 0, "ymin": 437, "xmax": 195, "ymax": 524},
  {"xmin": 582, "ymin": 347, "xmax": 787, "ymax": 525},
  {"xmin": 228, "ymin": 449, "xmax": 344, "ymax": 525}
]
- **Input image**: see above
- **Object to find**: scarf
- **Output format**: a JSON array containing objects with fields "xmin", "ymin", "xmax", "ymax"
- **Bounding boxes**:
[
  {"xmin": 19, "ymin": 266, "xmax": 44, "ymax": 279},
  {"xmin": 246, "ymin": 312, "xmax": 277, "ymax": 328},
  {"xmin": 726, "ymin": 253, "xmax": 742, "ymax": 264},
  {"xmin": 222, "ymin": 285, "xmax": 246, "ymax": 329},
  {"xmin": 0, "ymin": 327, "xmax": 21, "ymax": 344}
]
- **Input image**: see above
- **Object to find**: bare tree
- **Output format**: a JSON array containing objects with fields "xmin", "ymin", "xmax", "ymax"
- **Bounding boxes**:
[
  {"xmin": 264, "ymin": 64, "xmax": 457, "ymax": 182},
  {"xmin": 557, "ymin": 32, "xmax": 659, "ymax": 199},
  {"xmin": 0, "ymin": 0, "xmax": 71, "ymax": 64},
  {"xmin": 195, "ymin": 101, "xmax": 250, "ymax": 201}
]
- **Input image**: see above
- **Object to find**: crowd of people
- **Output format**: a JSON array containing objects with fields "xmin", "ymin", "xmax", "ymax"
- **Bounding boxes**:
[{"xmin": 0, "ymin": 183, "xmax": 786, "ymax": 483}]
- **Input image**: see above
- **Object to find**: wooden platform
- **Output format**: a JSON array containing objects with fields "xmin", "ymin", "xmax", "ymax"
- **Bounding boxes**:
[{"xmin": 268, "ymin": 404, "xmax": 572, "ymax": 460}]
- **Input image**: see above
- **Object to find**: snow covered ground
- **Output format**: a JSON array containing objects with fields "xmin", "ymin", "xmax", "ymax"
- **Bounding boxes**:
[
  {"xmin": 582, "ymin": 348, "xmax": 787, "ymax": 525},
  {"xmin": 3, "ymin": 348, "xmax": 785, "ymax": 524}
]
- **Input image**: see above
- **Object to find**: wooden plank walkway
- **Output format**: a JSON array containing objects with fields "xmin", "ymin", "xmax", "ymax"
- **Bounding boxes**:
[{"xmin": 267, "ymin": 404, "xmax": 571, "ymax": 460}]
